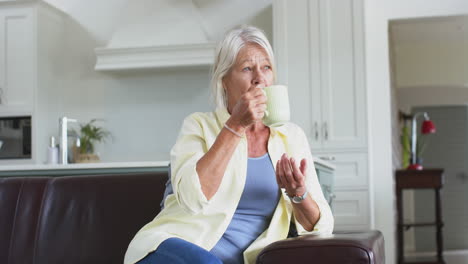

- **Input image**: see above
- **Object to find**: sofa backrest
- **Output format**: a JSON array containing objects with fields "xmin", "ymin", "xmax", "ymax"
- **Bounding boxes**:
[{"xmin": 0, "ymin": 172, "xmax": 168, "ymax": 264}]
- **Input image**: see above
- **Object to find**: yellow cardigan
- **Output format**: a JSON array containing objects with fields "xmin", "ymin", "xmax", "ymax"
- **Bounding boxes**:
[{"xmin": 124, "ymin": 108, "xmax": 334, "ymax": 264}]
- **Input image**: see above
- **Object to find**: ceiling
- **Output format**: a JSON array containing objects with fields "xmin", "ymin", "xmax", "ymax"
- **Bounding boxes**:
[
  {"xmin": 44, "ymin": 0, "xmax": 272, "ymax": 45},
  {"xmin": 391, "ymin": 15, "xmax": 468, "ymax": 45},
  {"xmin": 390, "ymin": 15, "xmax": 468, "ymax": 88}
]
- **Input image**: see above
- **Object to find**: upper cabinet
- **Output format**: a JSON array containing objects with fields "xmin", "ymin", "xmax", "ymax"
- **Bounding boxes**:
[
  {"xmin": 273, "ymin": 0, "xmax": 367, "ymax": 152},
  {"xmin": 0, "ymin": 3, "xmax": 35, "ymax": 114},
  {"xmin": 0, "ymin": 0, "xmax": 65, "ymax": 163},
  {"xmin": 0, "ymin": 0, "xmax": 64, "ymax": 117}
]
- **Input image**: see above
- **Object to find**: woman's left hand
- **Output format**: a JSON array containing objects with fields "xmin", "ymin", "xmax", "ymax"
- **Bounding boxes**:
[{"xmin": 275, "ymin": 153, "xmax": 307, "ymax": 197}]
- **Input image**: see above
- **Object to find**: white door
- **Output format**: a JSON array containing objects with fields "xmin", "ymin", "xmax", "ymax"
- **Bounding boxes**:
[
  {"xmin": 274, "ymin": 0, "xmax": 323, "ymax": 149},
  {"xmin": 316, "ymin": 0, "xmax": 367, "ymax": 150},
  {"xmin": 275, "ymin": 0, "xmax": 367, "ymax": 151}
]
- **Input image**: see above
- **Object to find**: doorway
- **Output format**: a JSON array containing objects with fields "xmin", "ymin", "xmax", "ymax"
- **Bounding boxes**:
[{"xmin": 390, "ymin": 15, "xmax": 468, "ymax": 264}]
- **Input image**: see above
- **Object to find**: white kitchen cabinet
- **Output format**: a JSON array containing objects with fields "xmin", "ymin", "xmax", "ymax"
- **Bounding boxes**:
[
  {"xmin": 332, "ymin": 190, "xmax": 370, "ymax": 231},
  {"xmin": 0, "ymin": 0, "xmax": 65, "ymax": 164},
  {"xmin": 274, "ymin": 0, "xmax": 367, "ymax": 151},
  {"xmin": 316, "ymin": 152, "xmax": 368, "ymax": 190},
  {"xmin": 274, "ymin": 0, "xmax": 371, "ymax": 231},
  {"xmin": 0, "ymin": 4, "xmax": 34, "ymax": 113},
  {"xmin": 315, "ymin": 152, "xmax": 370, "ymax": 231}
]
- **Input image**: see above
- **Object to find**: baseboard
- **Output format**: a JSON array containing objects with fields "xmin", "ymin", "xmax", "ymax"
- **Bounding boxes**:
[{"xmin": 405, "ymin": 249, "xmax": 468, "ymax": 264}]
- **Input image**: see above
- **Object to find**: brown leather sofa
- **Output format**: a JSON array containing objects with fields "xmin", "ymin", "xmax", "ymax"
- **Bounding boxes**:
[{"xmin": 0, "ymin": 172, "xmax": 385, "ymax": 264}]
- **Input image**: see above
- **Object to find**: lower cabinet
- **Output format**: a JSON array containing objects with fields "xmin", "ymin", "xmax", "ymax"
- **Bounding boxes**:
[
  {"xmin": 315, "ymin": 151, "xmax": 371, "ymax": 231},
  {"xmin": 316, "ymin": 152, "xmax": 368, "ymax": 189},
  {"xmin": 332, "ymin": 190, "xmax": 370, "ymax": 231}
]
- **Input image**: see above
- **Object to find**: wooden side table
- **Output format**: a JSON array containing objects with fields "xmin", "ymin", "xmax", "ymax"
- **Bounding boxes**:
[{"xmin": 395, "ymin": 169, "xmax": 445, "ymax": 264}]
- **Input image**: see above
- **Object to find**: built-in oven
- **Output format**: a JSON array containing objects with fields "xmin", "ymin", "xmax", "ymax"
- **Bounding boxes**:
[{"xmin": 0, "ymin": 116, "xmax": 31, "ymax": 159}]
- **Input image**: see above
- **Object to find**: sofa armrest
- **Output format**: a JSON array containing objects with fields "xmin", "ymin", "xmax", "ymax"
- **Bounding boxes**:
[{"xmin": 256, "ymin": 230, "xmax": 385, "ymax": 264}]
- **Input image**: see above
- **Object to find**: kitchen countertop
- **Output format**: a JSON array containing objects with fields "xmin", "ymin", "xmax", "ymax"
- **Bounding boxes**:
[
  {"xmin": 0, "ymin": 157, "xmax": 334, "ymax": 177},
  {"xmin": 0, "ymin": 161, "xmax": 169, "ymax": 171},
  {"xmin": 0, "ymin": 161, "xmax": 170, "ymax": 177},
  {"xmin": 0, "ymin": 158, "xmax": 334, "ymax": 171},
  {"xmin": 312, "ymin": 157, "xmax": 336, "ymax": 170}
]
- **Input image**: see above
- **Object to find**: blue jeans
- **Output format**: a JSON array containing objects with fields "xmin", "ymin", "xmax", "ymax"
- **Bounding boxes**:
[{"xmin": 136, "ymin": 238, "xmax": 223, "ymax": 264}]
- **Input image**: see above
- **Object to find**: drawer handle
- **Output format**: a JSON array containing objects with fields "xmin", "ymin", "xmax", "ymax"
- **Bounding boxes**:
[
  {"xmin": 320, "ymin": 156, "xmax": 335, "ymax": 161},
  {"xmin": 457, "ymin": 172, "xmax": 467, "ymax": 183},
  {"xmin": 314, "ymin": 122, "xmax": 319, "ymax": 140},
  {"xmin": 324, "ymin": 122, "xmax": 328, "ymax": 140}
]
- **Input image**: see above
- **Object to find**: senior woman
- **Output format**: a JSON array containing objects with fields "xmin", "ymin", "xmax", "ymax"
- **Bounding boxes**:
[{"xmin": 124, "ymin": 25, "xmax": 334, "ymax": 264}]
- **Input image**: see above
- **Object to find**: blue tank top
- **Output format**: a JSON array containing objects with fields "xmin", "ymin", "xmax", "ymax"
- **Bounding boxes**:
[{"xmin": 210, "ymin": 153, "xmax": 280, "ymax": 264}]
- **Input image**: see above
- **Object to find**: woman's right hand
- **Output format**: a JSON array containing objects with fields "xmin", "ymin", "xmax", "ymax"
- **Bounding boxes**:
[{"xmin": 228, "ymin": 86, "xmax": 267, "ymax": 129}]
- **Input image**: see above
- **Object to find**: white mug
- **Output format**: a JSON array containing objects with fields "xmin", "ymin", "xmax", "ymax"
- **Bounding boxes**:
[{"xmin": 262, "ymin": 85, "xmax": 290, "ymax": 127}]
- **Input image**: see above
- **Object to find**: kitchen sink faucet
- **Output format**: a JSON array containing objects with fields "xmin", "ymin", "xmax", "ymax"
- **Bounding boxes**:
[{"xmin": 59, "ymin": 117, "xmax": 77, "ymax": 164}]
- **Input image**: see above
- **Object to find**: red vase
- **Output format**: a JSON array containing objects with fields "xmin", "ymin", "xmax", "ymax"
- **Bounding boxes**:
[{"xmin": 407, "ymin": 163, "xmax": 423, "ymax": 170}]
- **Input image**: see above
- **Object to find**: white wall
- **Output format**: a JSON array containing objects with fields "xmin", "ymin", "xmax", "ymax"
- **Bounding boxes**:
[
  {"xmin": 391, "ymin": 16, "xmax": 468, "ymax": 113},
  {"xmin": 395, "ymin": 42, "xmax": 468, "ymax": 88},
  {"xmin": 364, "ymin": 1, "xmax": 468, "ymax": 263},
  {"xmin": 398, "ymin": 86, "xmax": 468, "ymax": 113},
  {"xmin": 33, "ymin": 1, "xmax": 273, "ymax": 163}
]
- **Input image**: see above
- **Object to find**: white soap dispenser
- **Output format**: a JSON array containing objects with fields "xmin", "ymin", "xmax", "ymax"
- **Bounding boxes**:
[{"xmin": 47, "ymin": 136, "xmax": 59, "ymax": 165}]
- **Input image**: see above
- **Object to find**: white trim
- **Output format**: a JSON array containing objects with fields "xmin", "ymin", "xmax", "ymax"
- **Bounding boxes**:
[
  {"xmin": 272, "ymin": 0, "xmax": 288, "ymax": 85},
  {"xmin": 361, "ymin": 0, "xmax": 375, "ymax": 234},
  {"xmin": 0, "ymin": 0, "xmax": 66, "ymax": 16},
  {"xmin": 94, "ymin": 43, "xmax": 216, "ymax": 71},
  {"xmin": 406, "ymin": 250, "xmax": 468, "ymax": 264},
  {"xmin": 398, "ymin": 84, "xmax": 468, "ymax": 90},
  {"xmin": 308, "ymin": 0, "xmax": 322, "ymax": 146},
  {"xmin": 364, "ymin": 1, "xmax": 395, "ymax": 262}
]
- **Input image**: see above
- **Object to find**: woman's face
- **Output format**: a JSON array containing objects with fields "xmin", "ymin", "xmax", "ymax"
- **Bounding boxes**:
[{"xmin": 223, "ymin": 44, "xmax": 274, "ymax": 112}]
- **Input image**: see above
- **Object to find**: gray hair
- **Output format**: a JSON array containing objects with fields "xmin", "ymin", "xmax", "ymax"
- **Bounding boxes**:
[{"xmin": 210, "ymin": 25, "xmax": 276, "ymax": 109}]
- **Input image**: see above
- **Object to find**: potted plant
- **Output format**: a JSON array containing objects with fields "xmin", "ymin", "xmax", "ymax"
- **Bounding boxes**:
[
  {"xmin": 401, "ymin": 124, "xmax": 429, "ymax": 168},
  {"xmin": 73, "ymin": 119, "xmax": 111, "ymax": 163}
]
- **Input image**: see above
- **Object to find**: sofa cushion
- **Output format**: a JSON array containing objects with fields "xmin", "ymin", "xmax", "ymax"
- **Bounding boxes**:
[
  {"xmin": 0, "ymin": 177, "xmax": 49, "ymax": 264},
  {"xmin": 0, "ymin": 173, "xmax": 167, "ymax": 264}
]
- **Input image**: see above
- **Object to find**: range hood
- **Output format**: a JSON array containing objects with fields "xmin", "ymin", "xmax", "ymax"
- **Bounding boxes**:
[
  {"xmin": 94, "ymin": 0, "xmax": 216, "ymax": 71},
  {"xmin": 95, "ymin": 43, "xmax": 216, "ymax": 71},
  {"xmin": 94, "ymin": 0, "xmax": 273, "ymax": 72}
]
